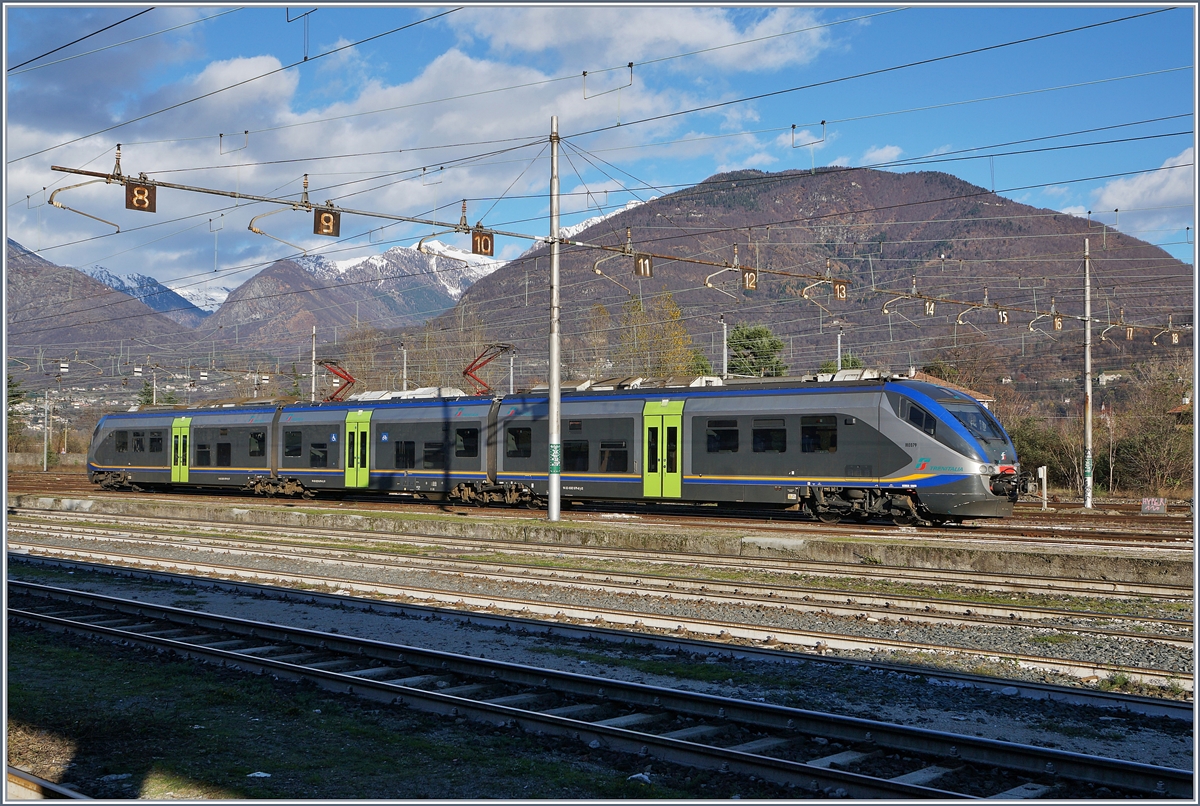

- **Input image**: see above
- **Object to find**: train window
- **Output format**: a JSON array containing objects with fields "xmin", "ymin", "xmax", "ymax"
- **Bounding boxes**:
[
  {"xmin": 801, "ymin": 416, "xmax": 837, "ymax": 453},
  {"xmin": 395, "ymin": 441, "xmax": 416, "ymax": 469},
  {"xmin": 114, "ymin": 431, "xmax": 128, "ymax": 453},
  {"xmin": 284, "ymin": 431, "xmax": 302, "ymax": 457},
  {"xmin": 195, "ymin": 443, "xmax": 211, "ymax": 466},
  {"xmin": 216, "ymin": 443, "xmax": 232, "ymax": 467},
  {"xmin": 599, "ymin": 440, "xmax": 628, "ymax": 473},
  {"xmin": 248, "ymin": 432, "xmax": 266, "ymax": 457},
  {"xmin": 752, "ymin": 419, "xmax": 786, "ymax": 453},
  {"xmin": 563, "ymin": 441, "xmax": 589, "ymax": 472},
  {"xmin": 568, "ymin": 420, "xmax": 582, "ymax": 432},
  {"xmin": 941, "ymin": 402, "xmax": 1005, "ymax": 442},
  {"xmin": 423, "ymin": 443, "xmax": 446, "ymax": 470},
  {"xmin": 455, "ymin": 428, "xmax": 479, "ymax": 458},
  {"xmin": 132, "ymin": 431, "xmax": 145, "ymax": 453},
  {"xmin": 902, "ymin": 400, "xmax": 936, "ymax": 436},
  {"xmin": 506, "ymin": 427, "xmax": 532, "ymax": 458},
  {"xmin": 646, "ymin": 427, "xmax": 659, "ymax": 472},
  {"xmin": 706, "ymin": 419, "xmax": 738, "ymax": 453},
  {"xmin": 149, "ymin": 431, "xmax": 163, "ymax": 452},
  {"xmin": 665, "ymin": 427, "xmax": 677, "ymax": 473},
  {"xmin": 310, "ymin": 443, "xmax": 328, "ymax": 468}
]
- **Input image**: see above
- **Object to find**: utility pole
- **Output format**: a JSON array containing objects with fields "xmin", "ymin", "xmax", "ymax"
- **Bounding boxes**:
[
  {"xmin": 1084, "ymin": 239, "xmax": 1094, "ymax": 509},
  {"xmin": 837, "ymin": 326, "xmax": 843, "ymax": 371},
  {"xmin": 42, "ymin": 392, "xmax": 49, "ymax": 471},
  {"xmin": 402, "ymin": 343, "xmax": 408, "ymax": 391},
  {"xmin": 548, "ymin": 115, "xmax": 562, "ymax": 523},
  {"xmin": 719, "ymin": 315, "xmax": 728, "ymax": 379},
  {"xmin": 311, "ymin": 326, "xmax": 317, "ymax": 403}
]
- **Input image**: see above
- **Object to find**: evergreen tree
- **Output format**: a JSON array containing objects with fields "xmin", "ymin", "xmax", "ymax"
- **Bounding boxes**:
[
  {"xmin": 7, "ymin": 374, "xmax": 26, "ymax": 451},
  {"xmin": 819, "ymin": 353, "xmax": 865, "ymax": 374},
  {"xmin": 728, "ymin": 324, "xmax": 787, "ymax": 377}
]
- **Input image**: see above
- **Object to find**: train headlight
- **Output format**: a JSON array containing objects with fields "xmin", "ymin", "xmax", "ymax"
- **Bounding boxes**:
[{"xmin": 980, "ymin": 464, "xmax": 997, "ymax": 475}]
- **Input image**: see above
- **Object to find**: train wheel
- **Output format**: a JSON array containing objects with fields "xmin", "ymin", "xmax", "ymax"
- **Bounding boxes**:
[
  {"xmin": 892, "ymin": 512, "xmax": 916, "ymax": 526},
  {"xmin": 816, "ymin": 509, "xmax": 841, "ymax": 524}
]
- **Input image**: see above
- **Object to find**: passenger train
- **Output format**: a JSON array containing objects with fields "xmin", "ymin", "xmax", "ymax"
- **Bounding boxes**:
[{"xmin": 87, "ymin": 371, "xmax": 1031, "ymax": 525}]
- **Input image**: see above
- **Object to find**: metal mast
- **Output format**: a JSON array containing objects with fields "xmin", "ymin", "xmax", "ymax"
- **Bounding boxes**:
[
  {"xmin": 548, "ymin": 116, "xmax": 562, "ymax": 522},
  {"xmin": 1084, "ymin": 239, "xmax": 1094, "ymax": 509}
]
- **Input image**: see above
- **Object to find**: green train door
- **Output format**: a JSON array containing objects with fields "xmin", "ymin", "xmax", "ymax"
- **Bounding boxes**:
[
  {"xmin": 642, "ymin": 399, "xmax": 684, "ymax": 499},
  {"xmin": 344, "ymin": 410, "xmax": 372, "ymax": 488},
  {"xmin": 170, "ymin": 417, "xmax": 191, "ymax": 483}
]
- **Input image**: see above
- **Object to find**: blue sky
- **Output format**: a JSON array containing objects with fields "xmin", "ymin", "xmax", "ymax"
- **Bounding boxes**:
[{"xmin": 4, "ymin": 4, "xmax": 1195, "ymax": 297}]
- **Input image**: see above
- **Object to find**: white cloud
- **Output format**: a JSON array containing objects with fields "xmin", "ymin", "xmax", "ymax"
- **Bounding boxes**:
[
  {"xmin": 1088, "ymin": 148, "xmax": 1193, "ymax": 235},
  {"xmin": 828, "ymin": 156, "xmax": 851, "ymax": 167},
  {"xmin": 861, "ymin": 145, "xmax": 902, "ymax": 166},
  {"xmin": 716, "ymin": 151, "xmax": 778, "ymax": 173},
  {"xmin": 450, "ymin": 7, "xmax": 833, "ymax": 73}
]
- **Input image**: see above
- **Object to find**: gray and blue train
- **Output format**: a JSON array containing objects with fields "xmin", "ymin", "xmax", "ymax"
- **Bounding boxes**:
[{"xmin": 87, "ymin": 373, "xmax": 1030, "ymax": 525}]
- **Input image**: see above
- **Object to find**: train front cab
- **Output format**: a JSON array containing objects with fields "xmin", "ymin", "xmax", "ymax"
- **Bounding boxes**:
[
  {"xmin": 88, "ymin": 413, "xmax": 176, "ymax": 488},
  {"xmin": 883, "ymin": 382, "xmax": 1019, "ymax": 520}
]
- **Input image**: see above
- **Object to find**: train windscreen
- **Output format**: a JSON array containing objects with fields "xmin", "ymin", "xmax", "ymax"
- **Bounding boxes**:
[{"xmin": 941, "ymin": 402, "xmax": 1007, "ymax": 443}]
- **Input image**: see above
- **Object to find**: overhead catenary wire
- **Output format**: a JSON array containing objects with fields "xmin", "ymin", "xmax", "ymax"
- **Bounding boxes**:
[
  {"xmin": 7, "ymin": 8, "xmax": 242, "ymax": 75},
  {"xmin": 7, "ymin": 7, "xmax": 155, "ymax": 72},
  {"xmin": 7, "ymin": 8, "xmax": 464, "ymax": 164}
]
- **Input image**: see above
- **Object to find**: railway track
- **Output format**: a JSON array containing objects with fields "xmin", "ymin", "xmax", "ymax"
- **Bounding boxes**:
[
  {"xmin": 8, "ymin": 474, "xmax": 1193, "ymax": 547},
  {"xmin": 9, "ymin": 530, "xmax": 1193, "ymax": 693},
  {"xmin": 8, "ymin": 519, "xmax": 1192, "ymax": 649},
  {"xmin": 9, "ymin": 580, "xmax": 1191, "ymax": 798},
  {"xmin": 10, "ymin": 509, "xmax": 1191, "ymax": 602},
  {"xmin": 11, "ymin": 554, "xmax": 1191, "ymax": 722}
]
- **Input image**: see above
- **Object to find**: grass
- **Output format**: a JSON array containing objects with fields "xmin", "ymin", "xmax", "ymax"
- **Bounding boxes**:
[
  {"xmin": 1029, "ymin": 633, "xmax": 1078, "ymax": 645},
  {"xmin": 7, "ymin": 626, "xmax": 795, "ymax": 800}
]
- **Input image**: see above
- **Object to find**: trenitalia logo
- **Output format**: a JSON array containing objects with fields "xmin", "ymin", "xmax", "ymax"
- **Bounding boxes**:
[{"xmin": 915, "ymin": 457, "xmax": 965, "ymax": 472}]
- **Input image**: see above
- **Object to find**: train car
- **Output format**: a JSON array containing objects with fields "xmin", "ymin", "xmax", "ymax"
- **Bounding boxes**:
[{"xmin": 88, "ymin": 373, "xmax": 1031, "ymax": 524}]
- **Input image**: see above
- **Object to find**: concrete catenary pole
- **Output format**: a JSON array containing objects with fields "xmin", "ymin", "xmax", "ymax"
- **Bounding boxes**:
[
  {"xmin": 311, "ymin": 326, "xmax": 317, "ymax": 403},
  {"xmin": 548, "ymin": 116, "xmax": 562, "ymax": 522},
  {"xmin": 1084, "ymin": 239, "xmax": 1094, "ymax": 509},
  {"xmin": 721, "ymin": 315, "xmax": 728, "ymax": 379}
]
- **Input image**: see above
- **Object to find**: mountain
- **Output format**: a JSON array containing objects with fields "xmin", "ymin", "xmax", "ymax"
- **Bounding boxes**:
[
  {"xmin": 202, "ymin": 242, "xmax": 503, "ymax": 347},
  {"xmin": 83, "ymin": 267, "xmax": 211, "ymax": 328},
  {"xmin": 443, "ymin": 167, "xmax": 1192, "ymax": 385},
  {"xmin": 170, "ymin": 283, "xmax": 235, "ymax": 313},
  {"xmin": 5, "ymin": 239, "xmax": 194, "ymax": 361},
  {"xmin": 292, "ymin": 240, "xmax": 503, "ymax": 302}
]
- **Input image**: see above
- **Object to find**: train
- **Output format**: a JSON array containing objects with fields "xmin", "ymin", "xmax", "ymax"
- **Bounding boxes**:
[{"xmin": 87, "ymin": 370, "xmax": 1032, "ymax": 525}]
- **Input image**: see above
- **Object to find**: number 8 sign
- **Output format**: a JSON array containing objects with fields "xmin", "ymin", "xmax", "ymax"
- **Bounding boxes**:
[{"xmin": 125, "ymin": 183, "xmax": 156, "ymax": 213}]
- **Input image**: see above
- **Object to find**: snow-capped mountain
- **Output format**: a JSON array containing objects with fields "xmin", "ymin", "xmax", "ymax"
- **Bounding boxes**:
[
  {"xmin": 83, "ymin": 267, "xmax": 213, "ymax": 328},
  {"xmin": 514, "ymin": 199, "xmax": 654, "ymax": 259},
  {"xmin": 170, "ymin": 283, "xmax": 235, "ymax": 313},
  {"xmin": 292, "ymin": 240, "xmax": 504, "ymax": 302}
]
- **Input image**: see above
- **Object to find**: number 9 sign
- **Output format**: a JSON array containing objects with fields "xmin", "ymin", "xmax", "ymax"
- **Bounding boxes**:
[
  {"xmin": 125, "ymin": 183, "xmax": 156, "ymax": 213},
  {"xmin": 314, "ymin": 209, "xmax": 341, "ymax": 237}
]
